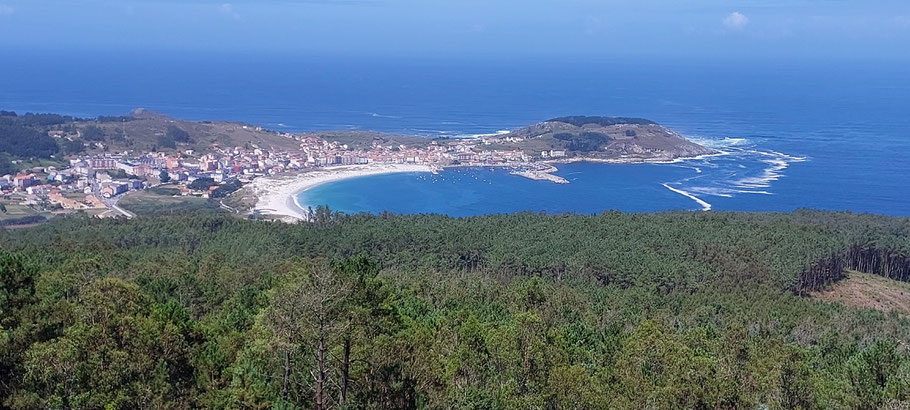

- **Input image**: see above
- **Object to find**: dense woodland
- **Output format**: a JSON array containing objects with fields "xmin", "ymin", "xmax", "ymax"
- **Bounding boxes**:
[
  {"xmin": 0, "ymin": 111, "xmax": 70, "ymax": 171},
  {"xmin": 2, "ymin": 209, "xmax": 910, "ymax": 409},
  {"xmin": 0, "ymin": 117, "xmax": 60, "ymax": 160}
]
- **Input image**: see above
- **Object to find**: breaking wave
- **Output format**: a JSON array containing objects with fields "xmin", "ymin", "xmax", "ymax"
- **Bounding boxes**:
[{"xmin": 663, "ymin": 136, "xmax": 807, "ymax": 210}]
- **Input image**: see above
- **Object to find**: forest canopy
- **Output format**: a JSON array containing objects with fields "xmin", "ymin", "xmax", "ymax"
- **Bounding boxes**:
[
  {"xmin": 1, "ymin": 210, "xmax": 910, "ymax": 409},
  {"xmin": 0, "ymin": 123, "xmax": 59, "ymax": 159}
]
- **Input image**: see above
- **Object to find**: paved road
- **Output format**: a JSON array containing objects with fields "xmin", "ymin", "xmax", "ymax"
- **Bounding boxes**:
[
  {"xmin": 109, "ymin": 198, "xmax": 136, "ymax": 219},
  {"xmin": 91, "ymin": 179, "xmax": 135, "ymax": 219}
]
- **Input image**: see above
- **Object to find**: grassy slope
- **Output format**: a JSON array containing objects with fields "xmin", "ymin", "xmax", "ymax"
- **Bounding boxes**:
[{"xmin": 75, "ymin": 116, "xmax": 302, "ymax": 154}]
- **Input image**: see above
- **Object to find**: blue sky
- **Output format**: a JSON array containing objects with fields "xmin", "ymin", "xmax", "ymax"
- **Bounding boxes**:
[{"xmin": 1, "ymin": 0, "xmax": 909, "ymax": 60}]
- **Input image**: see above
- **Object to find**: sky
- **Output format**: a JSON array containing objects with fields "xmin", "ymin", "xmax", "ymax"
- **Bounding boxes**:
[{"xmin": 1, "ymin": 0, "xmax": 909, "ymax": 61}]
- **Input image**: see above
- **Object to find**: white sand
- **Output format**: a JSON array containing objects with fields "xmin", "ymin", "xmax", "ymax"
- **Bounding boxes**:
[{"xmin": 249, "ymin": 163, "xmax": 436, "ymax": 221}]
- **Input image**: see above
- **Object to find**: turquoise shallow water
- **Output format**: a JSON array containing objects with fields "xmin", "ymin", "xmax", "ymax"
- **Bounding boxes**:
[{"xmin": 2, "ymin": 52, "xmax": 909, "ymax": 215}]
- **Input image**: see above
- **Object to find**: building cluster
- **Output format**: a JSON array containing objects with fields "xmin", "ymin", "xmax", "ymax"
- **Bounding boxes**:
[
  {"xmin": 540, "ymin": 150, "xmax": 567, "ymax": 158},
  {"xmin": 295, "ymin": 135, "xmax": 531, "ymax": 167},
  {"xmin": 1, "ymin": 160, "xmax": 151, "ymax": 215}
]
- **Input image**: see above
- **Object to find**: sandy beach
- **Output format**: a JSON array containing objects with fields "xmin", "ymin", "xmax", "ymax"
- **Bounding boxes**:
[{"xmin": 249, "ymin": 163, "xmax": 436, "ymax": 221}]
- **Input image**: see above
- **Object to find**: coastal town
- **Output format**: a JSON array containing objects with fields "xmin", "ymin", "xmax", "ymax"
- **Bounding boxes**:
[{"xmin": 0, "ymin": 127, "xmax": 570, "ymax": 221}]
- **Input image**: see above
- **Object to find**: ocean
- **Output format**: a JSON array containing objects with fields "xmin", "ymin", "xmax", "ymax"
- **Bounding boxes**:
[{"xmin": 2, "ymin": 52, "xmax": 909, "ymax": 215}]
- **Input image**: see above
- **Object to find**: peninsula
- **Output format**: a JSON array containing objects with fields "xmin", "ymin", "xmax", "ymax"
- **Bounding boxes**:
[{"xmin": 492, "ymin": 116, "xmax": 713, "ymax": 162}]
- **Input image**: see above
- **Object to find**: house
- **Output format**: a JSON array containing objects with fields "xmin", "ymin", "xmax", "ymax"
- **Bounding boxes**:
[
  {"xmin": 139, "ymin": 156, "xmax": 166, "ymax": 168},
  {"xmin": 13, "ymin": 174, "xmax": 38, "ymax": 189},
  {"xmin": 456, "ymin": 153, "xmax": 478, "ymax": 162},
  {"xmin": 168, "ymin": 171, "xmax": 188, "ymax": 181},
  {"xmin": 166, "ymin": 157, "xmax": 181, "ymax": 170},
  {"xmin": 26, "ymin": 184, "xmax": 52, "ymax": 196},
  {"xmin": 131, "ymin": 164, "xmax": 152, "ymax": 177},
  {"xmin": 88, "ymin": 157, "xmax": 117, "ymax": 170},
  {"xmin": 50, "ymin": 171, "xmax": 74, "ymax": 183},
  {"xmin": 72, "ymin": 160, "xmax": 93, "ymax": 176},
  {"xmin": 549, "ymin": 150, "xmax": 566, "ymax": 158},
  {"xmin": 96, "ymin": 172, "xmax": 113, "ymax": 182},
  {"xmin": 116, "ymin": 161, "xmax": 151, "ymax": 176},
  {"xmin": 202, "ymin": 159, "xmax": 218, "ymax": 171},
  {"xmin": 100, "ymin": 181, "xmax": 129, "ymax": 198}
]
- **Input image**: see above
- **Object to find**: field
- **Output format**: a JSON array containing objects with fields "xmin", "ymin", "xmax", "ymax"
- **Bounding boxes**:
[
  {"xmin": 118, "ymin": 186, "xmax": 217, "ymax": 214},
  {"xmin": 0, "ymin": 197, "xmax": 50, "ymax": 228},
  {"xmin": 0, "ymin": 199, "xmax": 38, "ymax": 220},
  {"xmin": 13, "ymin": 158, "xmax": 68, "ymax": 172}
]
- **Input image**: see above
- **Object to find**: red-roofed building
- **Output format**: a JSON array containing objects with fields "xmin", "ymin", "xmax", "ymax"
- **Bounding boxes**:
[{"xmin": 13, "ymin": 174, "xmax": 38, "ymax": 189}]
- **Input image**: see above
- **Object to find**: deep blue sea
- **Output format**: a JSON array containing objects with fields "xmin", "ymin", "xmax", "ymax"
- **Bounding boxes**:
[{"xmin": 2, "ymin": 52, "xmax": 909, "ymax": 215}]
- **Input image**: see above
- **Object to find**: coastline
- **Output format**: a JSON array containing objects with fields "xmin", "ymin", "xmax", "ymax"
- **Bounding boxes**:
[
  {"xmin": 249, "ymin": 163, "xmax": 436, "ymax": 221},
  {"xmin": 249, "ymin": 150, "xmax": 723, "ymax": 221}
]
